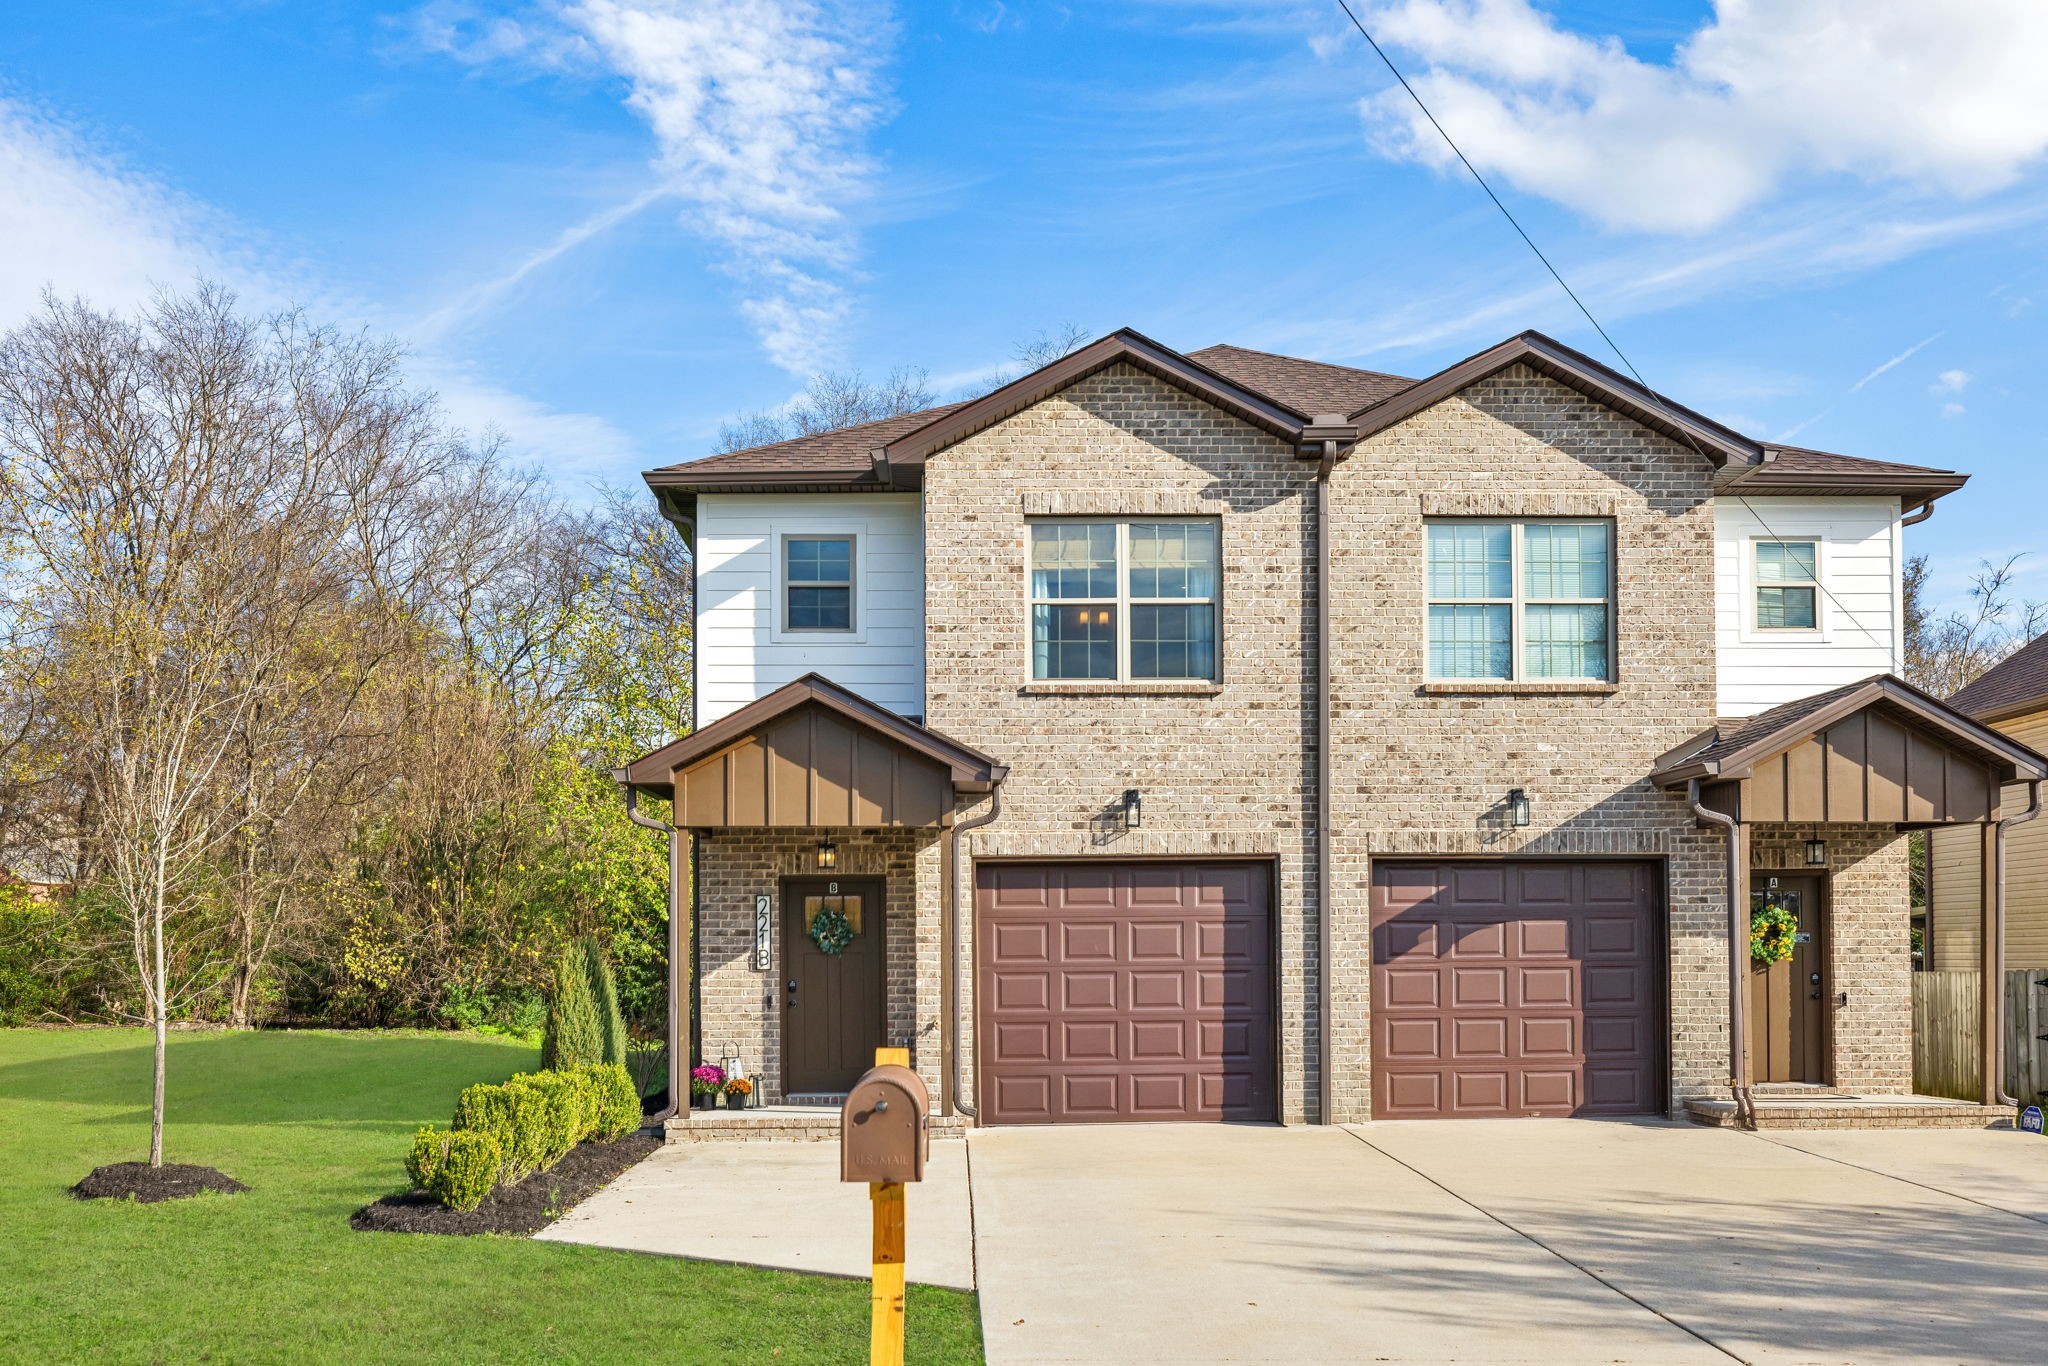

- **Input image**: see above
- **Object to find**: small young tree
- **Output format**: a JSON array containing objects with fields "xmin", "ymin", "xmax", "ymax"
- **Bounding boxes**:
[
  {"xmin": 583, "ymin": 935, "xmax": 628, "ymax": 1068},
  {"xmin": 540, "ymin": 940, "xmax": 603, "ymax": 1071}
]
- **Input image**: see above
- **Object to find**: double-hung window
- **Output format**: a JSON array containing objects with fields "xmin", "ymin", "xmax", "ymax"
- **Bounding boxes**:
[
  {"xmin": 1753, "ymin": 540, "xmax": 1819, "ymax": 631},
  {"xmin": 1426, "ymin": 519, "xmax": 1613, "ymax": 682},
  {"xmin": 783, "ymin": 534, "xmax": 855, "ymax": 632},
  {"xmin": 1029, "ymin": 520, "xmax": 1219, "ymax": 681}
]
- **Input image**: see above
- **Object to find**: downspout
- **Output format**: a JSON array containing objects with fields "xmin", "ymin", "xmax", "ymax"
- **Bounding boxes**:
[
  {"xmin": 1991, "ymin": 779, "xmax": 2043, "ymax": 1107},
  {"xmin": 1690, "ymin": 779, "xmax": 1755, "ymax": 1129},
  {"xmin": 947, "ymin": 783, "xmax": 1004, "ymax": 1119},
  {"xmin": 623, "ymin": 783, "xmax": 684, "ymax": 1127},
  {"xmin": 1900, "ymin": 501, "xmax": 1936, "ymax": 527},
  {"xmin": 1315, "ymin": 460, "xmax": 1334, "ymax": 1125}
]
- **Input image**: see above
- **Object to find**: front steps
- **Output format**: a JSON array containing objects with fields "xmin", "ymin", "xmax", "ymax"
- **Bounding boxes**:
[
  {"xmin": 662, "ymin": 1104, "xmax": 972, "ymax": 1143},
  {"xmin": 1686, "ymin": 1091, "xmax": 2013, "ymax": 1130}
]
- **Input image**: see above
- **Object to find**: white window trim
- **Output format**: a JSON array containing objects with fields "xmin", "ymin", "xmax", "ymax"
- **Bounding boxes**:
[
  {"xmin": 770, "ymin": 523, "xmax": 867, "ymax": 643},
  {"xmin": 1740, "ymin": 531, "xmax": 1831, "ymax": 644},
  {"xmin": 1423, "ymin": 518, "xmax": 1616, "ymax": 684},
  {"xmin": 1025, "ymin": 517, "xmax": 1222, "ymax": 684}
]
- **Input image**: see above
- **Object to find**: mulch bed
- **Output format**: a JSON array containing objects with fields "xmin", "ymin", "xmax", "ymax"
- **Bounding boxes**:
[
  {"xmin": 73, "ymin": 1162, "xmax": 248, "ymax": 1204},
  {"xmin": 350, "ymin": 1134, "xmax": 658, "ymax": 1237}
]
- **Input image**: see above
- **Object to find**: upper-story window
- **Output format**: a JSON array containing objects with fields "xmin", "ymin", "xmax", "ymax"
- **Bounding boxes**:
[
  {"xmin": 1753, "ymin": 539, "xmax": 1819, "ymax": 631},
  {"xmin": 1426, "ymin": 519, "xmax": 1613, "ymax": 682},
  {"xmin": 1029, "ymin": 520, "xmax": 1219, "ymax": 681},
  {"xmin": 783, "ymin": 534, "xmax": 855, "ymax": 632}
]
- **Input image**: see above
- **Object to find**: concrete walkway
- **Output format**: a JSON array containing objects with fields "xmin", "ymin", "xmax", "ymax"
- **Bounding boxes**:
[
  {"xmin": 534, "ymin": 1138, "xmax": 975, "ymax": 1291},
  {"xmin": 540, "ymin": 1121, "xmax": 2048, "ymax": 1363}
]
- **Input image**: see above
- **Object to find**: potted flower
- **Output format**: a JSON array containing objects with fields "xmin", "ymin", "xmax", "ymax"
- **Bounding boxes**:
[
  {"xmin": 723, "ymin": 1077, "xmax": 754, "ymax": 1111},
  {"xmin": 690, "ymin": 1063, "xmax": 725, "ymax": 1111}
]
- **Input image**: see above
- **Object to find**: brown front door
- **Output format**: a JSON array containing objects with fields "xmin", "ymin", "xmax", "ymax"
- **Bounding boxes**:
[
  {"xmin": 976, "ymin": 861, "xmax": 1276, "ymax": 1124},
  {"xmin": 1747, "ymin": 874, "xmax": 1827, "ymax": 1084},
  {"xmin": 782, "ymin": 877, "xmax": 886, "ymax": 1096},
  {"xmin": 1372, "ymin": 860, "xmax": 1663, "ymax": 1119}
]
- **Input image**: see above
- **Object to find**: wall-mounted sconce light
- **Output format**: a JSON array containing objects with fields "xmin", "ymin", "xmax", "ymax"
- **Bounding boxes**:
[
  {"xmin": 1805, "ymin": 839, "xmax": 1827, "ymax": 867},
  {"xmin": 1122, "ymin": 789, "xmax": 1142, "ymax": 830},
  {"xmin": 1507, "ymin": 788, "xmax": 1531, "ymax": 828},
  {"xmin": 816, "ymin": 840, "xmax": 838, "ymax": 870}
]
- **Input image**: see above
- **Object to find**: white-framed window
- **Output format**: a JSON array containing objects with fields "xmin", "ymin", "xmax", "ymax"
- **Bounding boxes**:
[
  {"xmin": 779, "ymin": 532, "xmax": 857, "ymax": 634},
  {"xmin": 1028, "ymin": 519, "xmax": 1220, "ymax": 681},
  {"xmin": 1426, "ymin": 519, "xmax": 1614, "ymax": 682},
  {"xmin": 1753, "ymin": 539, "xmax": 1820, "ymax": 632}
]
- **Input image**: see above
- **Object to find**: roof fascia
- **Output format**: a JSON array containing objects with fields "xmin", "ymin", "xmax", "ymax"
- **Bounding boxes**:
[
  {"xmin": 1659, "ymin": 676, "xmax": 2048, "ymax": 786},
  {"xmin": 621, "ymin": 675, "xmax": 1007, "ymax": 788},
  {"xmin": 1349, "ymin": 332, "xmax": 1761, "ymax": 468},
  {"xmin": 880, "ymin": 328, "xmax": 1314, "ymax": 468}
]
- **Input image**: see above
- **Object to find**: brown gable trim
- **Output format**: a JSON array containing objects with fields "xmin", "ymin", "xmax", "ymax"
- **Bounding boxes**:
[
  {"xmin": 1727, "ymin": 465, "xmax": 1968, "ymax": 504},
  {"xmin": 1651, "ymin": 673, "xmax": 2048, "ymax": 787},
  {"xmin": 1348, "ymin": 331, "xmax": 1761, "ymax": 468},
  {"xmin": 880, "ymin": 328, "xmax": 1315, "ymax": 468},
  {"xmin": 620, "ymin": 673, "xmax": 1007, "ymax": 793}
]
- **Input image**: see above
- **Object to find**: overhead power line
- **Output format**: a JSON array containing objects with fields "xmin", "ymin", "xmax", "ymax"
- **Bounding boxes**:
[{"xmin": 1332, "ymin": 0, "xmax": 1894, "ymax": 650}]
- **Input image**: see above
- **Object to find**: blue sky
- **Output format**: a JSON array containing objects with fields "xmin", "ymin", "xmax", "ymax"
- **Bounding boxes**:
[{"xmin": 3, "ymin": 1, "xmax": 2046, "ymax": 615}]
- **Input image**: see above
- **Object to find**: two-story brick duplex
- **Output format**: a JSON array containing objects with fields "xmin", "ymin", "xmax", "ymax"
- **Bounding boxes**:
[{"xmin": 619, "ymin": 328, "xmax": 2046, "ymax": 1132}]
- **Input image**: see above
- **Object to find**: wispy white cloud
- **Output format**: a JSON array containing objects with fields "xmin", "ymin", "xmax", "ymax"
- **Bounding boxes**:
[
  {"xmin": 1849, "ymin": 332, "xmax": 1943, "ymax": 392},
  {"xmin": 1931, "ymin": 368, "xmax": 1970, "ymax": 394},
  {"xmin": 408, "ymin": 1, "xmax": 896, "ymax": 374},
  {"xmin": 1941, "ymin": 402, "xmax": 1966, "ymax": 418},
  {"xmin": 1356, "ymin": 0, "xmax": 2048, "ymax": 233}
]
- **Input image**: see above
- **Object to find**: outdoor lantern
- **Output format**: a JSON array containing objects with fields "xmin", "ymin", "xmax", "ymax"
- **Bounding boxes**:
[
  {"xmin": 1805, "ymin": 839, "xmax": 1827, "ymax": 866},
  {"xmin": 816, "ymin": 840, "xmax": 838, "ymax": 870},
  {"xmin": 1507, "ymin": 788, "xmax": 1531, "ymax": 828},
  {"xmin": 1122, "ymin": 789, "xmax": 1142, "ymax": 830}
]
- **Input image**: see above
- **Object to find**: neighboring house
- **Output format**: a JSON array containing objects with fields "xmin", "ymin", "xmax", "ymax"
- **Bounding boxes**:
[
  {"xmin": 1929, "ymin": 635, "xmax": 2048, "ymax": 973},
  {"xmin": 619, "ymin": 328, "xmax": 2047, "ymax": 1131}
]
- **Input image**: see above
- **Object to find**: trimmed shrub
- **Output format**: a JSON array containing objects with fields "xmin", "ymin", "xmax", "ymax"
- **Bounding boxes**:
[
  {"xmin": 508, "ymin": 1070, "xmax": 585, "ymax": 1168},
  {"xmin": 434, "ymin": 1130, "xmax": 500, "ymax": 1211},
  {"xmin": 540, "ymin": 942, "xmax": 604, "ymax": 1072},
  {"xmin": 453, "ymin": 1079, "xmax": 550, "ymax": 1184},
  {"xmin": 581, "ymin": 1063, "xmax": 642, "ymax": 1141},
  {"xmin": 584, "ymin": 937, "xmax": 629, "ymax": 1069},
  {"xmin": 405, "ymin": 1126, "xmax": 446, "ymax": 1190}
]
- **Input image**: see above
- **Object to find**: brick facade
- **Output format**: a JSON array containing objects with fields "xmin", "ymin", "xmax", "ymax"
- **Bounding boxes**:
[{"xmin": 683, "ymin": 361, "xmax": 1921, "ymax": 1125}]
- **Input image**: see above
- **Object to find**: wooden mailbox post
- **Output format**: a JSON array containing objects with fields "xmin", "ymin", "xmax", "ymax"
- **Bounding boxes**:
[{"xmin": 841, "ymin": 1047, "xmax": 929, "ymax": 1366}]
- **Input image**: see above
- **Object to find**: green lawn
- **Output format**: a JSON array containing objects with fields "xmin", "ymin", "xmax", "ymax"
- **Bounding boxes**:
[{"xmin": 0, "ymin": 1028, "xmax": 984, "ymax": 1365}]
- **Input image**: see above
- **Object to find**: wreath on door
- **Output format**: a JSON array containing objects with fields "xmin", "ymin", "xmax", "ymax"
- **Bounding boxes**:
[
  {"xmin": 809, "ymin": 905, "xmax": 856, "ymax": 956},
  {"xmin": 1750, "ymin": 903, "xmax": 1798, "ymax": 965}
]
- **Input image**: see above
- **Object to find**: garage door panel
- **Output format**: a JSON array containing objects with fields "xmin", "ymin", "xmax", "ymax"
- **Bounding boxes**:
[
  {"xmin": 1128, "ymin": 921, "xmax": 1186, "ymax": 960},
  {"xmin": 1373, "ymin": 860, "xmax": 1661, "ymax": 1120},
  {"xmin": 991, "ymin": 922, "xmax": 1049, "ymax": 961},
  {"xmin": 1062, "ymin": 971, "xmax": 1116, "ymax": 1011},
  {"xmin": 993, "ymin": 972, "xmax": 1050, "ymax": 1012},
  {"xmin": 979, "ymin": 862, "xmax": 1274, "ymax": 1124},
  {"xmin": 1449, "ymin": 920, "xmax": 1506, "ymax": 957}
]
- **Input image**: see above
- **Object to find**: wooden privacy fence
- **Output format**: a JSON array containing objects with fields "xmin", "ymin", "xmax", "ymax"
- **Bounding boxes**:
[{"xmin": 1911, "ymin": 968, "xmax": 2048, "ymax": 1103}]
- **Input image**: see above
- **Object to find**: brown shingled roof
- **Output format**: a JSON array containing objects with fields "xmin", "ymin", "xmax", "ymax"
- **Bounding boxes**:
[
  {"xmin": 647, "ymin": 402, "xmax": 965, "ymax": 482},
  {"xmin": 1184, "ymin": 344, "xmax": 1412, "ymax": 416},
  {"xmin": 1950, "ymin": 633, "xmax": 2048, "ymax": 722}
]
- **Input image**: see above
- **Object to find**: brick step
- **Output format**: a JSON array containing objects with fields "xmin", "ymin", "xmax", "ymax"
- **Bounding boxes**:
[
  {"xmin": 662, "ymin": 1107, "xmax": 973, "ymax": 1143},
  {"xmin": 1686, "ymin": 1096, "xmax": 2012, "ymax": 1130}
]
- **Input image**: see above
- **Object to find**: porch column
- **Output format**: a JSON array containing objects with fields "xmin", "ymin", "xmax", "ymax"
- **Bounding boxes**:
[{"xmin": 1979, "ymin": 820, "xmax": 1997, "ymax": 1107}]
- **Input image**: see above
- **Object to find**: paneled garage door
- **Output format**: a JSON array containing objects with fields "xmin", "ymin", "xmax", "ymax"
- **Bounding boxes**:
[
  {"xmin": 1372, "ymin": 860, "xmax": 1662, "ymax": 1119},
  {"xmin": 976, "ymin": 862, "xmax": 1275, "ymax": 1124}
]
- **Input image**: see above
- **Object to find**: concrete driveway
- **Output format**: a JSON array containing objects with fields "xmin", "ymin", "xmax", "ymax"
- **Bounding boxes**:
[{"xmin": 969, "ymin": 1120, "xmax": 2048, "ymax": 1366}]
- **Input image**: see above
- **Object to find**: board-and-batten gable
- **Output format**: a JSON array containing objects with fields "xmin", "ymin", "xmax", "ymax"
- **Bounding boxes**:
[
  {"xmin": 694, "ymin": 492, "xmax": 924, "ymax": 727},
  {"xmin": 673, "ymin": 703, "xmax": 954, "ymax": 829},
  {"xmin": 1713, "ymin": 496, "xmax": 1903, "ymax": 717},
  {"xmin": 1929, "ymin": 706, "xmax": 2048, "ymax": 972}
]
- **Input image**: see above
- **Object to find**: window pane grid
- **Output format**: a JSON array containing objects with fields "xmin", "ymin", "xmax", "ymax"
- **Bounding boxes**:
[
  {"xmin": 1754, "ymin": 540, "xmax": 1819, "ymax": 630},
  {"xmin": 1426, "ymin": 520, "xmax": 1612, "ymax": 682},
  {"xmin": 1030, "ymin": 520, "xmax": 1218, "ymax": 681},
  {"xmin": 784, "ymin": 536, "xmax": 854, "ymax": 632}
]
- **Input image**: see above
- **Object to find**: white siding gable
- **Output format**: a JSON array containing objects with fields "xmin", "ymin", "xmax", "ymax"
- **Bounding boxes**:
[
  {"xmin": 695, "ymin": 493, "xmax": 924, "ymax": 726},
  {"xmin": 1714, "ymin": 495, "xmax": 1902, "ymax": 717}
]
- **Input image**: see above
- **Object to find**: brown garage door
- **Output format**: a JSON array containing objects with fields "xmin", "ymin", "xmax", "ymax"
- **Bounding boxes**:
[
  {"xmin": 1372, "ymin": 860, "xmax": 1661, "ymax": 1119},
  {"xmin": 977, "ymin": 862, "xmax": 1275, "ymax": 1124}
]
